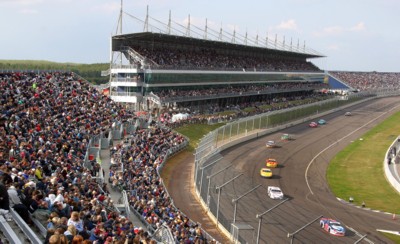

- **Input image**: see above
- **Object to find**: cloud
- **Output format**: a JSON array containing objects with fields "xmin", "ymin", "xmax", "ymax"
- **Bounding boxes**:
[
  {"xmin": 18, "ymin": 8, "xmax": 38, "ymax": 14},
  {"xmin": 313, "ymin": 22, "xmax": 366, "ymax": 37},
  {"xmin": 350, "ymin": 22, "xmax": 366, "ymax": 31},
  {"xmin": 275, "ymin": 19, "xmax": 298, "ymax": 31}
]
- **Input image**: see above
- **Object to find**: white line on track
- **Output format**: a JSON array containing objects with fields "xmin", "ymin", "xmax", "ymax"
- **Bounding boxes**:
[{"xmin": 305, "ymin": 104, "xmax": 400, "ymax": 195}]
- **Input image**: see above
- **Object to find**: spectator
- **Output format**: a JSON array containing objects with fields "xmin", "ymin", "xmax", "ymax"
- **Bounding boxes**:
[
  {"xmin": 67, "ymin": 211, "xmax": 85, "ymax": 236},
  {"xmin": 64, "ymin": 224, "xmax": 77, "ymax": 243},
  {"xmin": 0, "ymin": 177, "xmax": 11, "ymax": 221}
]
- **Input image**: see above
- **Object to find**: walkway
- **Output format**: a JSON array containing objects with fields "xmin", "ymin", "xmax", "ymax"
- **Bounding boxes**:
[
  {"xmin": 165, "ymin": 151, "xmax": 231, "ymax": 244},
  {"xmin": 99, "ymin": 144, "xmax": 147, "ymax": 230}
]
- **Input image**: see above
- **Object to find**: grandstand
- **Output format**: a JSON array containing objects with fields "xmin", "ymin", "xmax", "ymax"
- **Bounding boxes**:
[
  {"xmin": 2, "ymin": 5, "xmax": 400, "ymax": 244},
  {"xmin": 102, "ymin": 6, "xmax": 328, "ymax": 114}
]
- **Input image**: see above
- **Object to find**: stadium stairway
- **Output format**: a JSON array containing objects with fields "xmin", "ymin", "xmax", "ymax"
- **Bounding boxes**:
[
  {"xmin": 0, "ymin": 209, "xmax": 45, "ymax": 244},
  {"xmin": 99, "ymin": 145, "xmax": 148, "ymax": 231}
]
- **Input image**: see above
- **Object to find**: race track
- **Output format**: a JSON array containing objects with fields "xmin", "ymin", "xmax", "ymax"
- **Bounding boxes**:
[{"xmin": 169, "ymin": 97, "xmax": 400, "ymax": 244}]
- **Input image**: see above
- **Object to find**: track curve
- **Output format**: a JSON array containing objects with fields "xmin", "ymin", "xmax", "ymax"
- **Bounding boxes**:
[{"xmin": 168, "ymin": 97, "xmax": 400, "ymax": 244}]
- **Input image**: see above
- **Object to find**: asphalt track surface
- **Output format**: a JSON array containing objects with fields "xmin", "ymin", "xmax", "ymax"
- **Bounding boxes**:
[{"xmin": 168, "ymin": 97, "xmax": 400, "ymax": 244}]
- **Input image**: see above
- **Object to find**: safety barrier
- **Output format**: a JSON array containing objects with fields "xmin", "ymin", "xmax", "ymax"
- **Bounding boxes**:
[{"xmin": 384, "ymin": 136, "xmax": 400, "ymax": 192}]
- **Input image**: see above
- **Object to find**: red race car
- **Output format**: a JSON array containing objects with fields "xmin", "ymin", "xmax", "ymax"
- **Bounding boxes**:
[{"xmin": 309, "ymin": 122, "xmax": 318, "ymax": 128}]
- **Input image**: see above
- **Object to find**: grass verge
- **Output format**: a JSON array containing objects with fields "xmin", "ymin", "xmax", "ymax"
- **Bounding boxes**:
[
  {"xmin": 327, "ymin": 111, "xmax": 400, "ymax": 213},
  {"xmin": 161, "ymin": 123, "xmax": 225, "ymax": 187}
]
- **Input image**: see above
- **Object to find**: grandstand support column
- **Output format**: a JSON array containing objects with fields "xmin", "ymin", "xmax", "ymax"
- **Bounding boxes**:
[
  {"xmin": 118, "ymin": 0, "xmax": 123, "ymax": 34},
  {"xmin": 168, "ymin": 10, "xmax": 171, "ymax": 34},
  {"xmin": 144, "ymin": 5, "xmax": 149, "ymax": 32}
]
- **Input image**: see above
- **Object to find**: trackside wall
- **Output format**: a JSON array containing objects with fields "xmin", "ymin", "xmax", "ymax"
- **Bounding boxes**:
[{"xmin": 384, "ymin": 136, "xmax": 400, "ymax": 192}]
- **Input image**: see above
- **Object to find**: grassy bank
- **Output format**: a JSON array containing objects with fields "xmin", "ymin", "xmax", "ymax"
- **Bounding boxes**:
[{"xmin": 328, "ymin": 111, "xmax": 400, "ymax": 213}]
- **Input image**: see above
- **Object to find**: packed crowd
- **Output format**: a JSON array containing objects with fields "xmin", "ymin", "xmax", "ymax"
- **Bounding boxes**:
[
  {"xmin": 109, "ymin": 127, "xmax": 210, "ymax": 243},
  {"xmin": 151, "ymin": 82, "xmax": 329, "ymax": 102},
  {"xmin": 0, "ymin": 71, "xmax": 162, "ymax": 243},
  {"xmin": 3, "ymin": 69, "xmax": 395, "ymax": 243},
  {"xmin": 330, "ymin": 71, "xmax": 400, "ymax": 91},
  {"xmin": 132, "ymin": 46, "xmax": 321, "ymax": 72},
  {"xmin": 157, "ymin": 92, "xmax": 333, "ymax": 127}
]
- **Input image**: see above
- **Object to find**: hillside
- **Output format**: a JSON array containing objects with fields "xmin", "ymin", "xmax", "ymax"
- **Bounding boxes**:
[{"xmin": 0, "ymin": 60, "xmax": 109, "ymax": 84}]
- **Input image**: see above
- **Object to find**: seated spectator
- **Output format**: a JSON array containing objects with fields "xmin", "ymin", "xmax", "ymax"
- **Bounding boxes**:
[
  {"xmin": 64, "ymin": 224, "xmax": 77, "ymax": 243},
  {"xmin": 67, "ymin": 211, "xmax": 85, "ymax": 235}
]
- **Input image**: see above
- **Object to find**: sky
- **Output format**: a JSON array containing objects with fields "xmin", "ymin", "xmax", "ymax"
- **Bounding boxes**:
[{"xmin": 1, "ymin": 0, "xmax": 399, "ymax": 72}]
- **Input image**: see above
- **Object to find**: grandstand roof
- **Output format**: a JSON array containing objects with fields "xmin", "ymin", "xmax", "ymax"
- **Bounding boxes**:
[{"xmin": 112, "ymin": 32, "xmax": 324, "ymax": 60}]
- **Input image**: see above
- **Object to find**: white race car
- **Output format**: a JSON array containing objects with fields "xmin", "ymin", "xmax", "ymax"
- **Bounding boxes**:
[
  {"xmin": 267, "ymin": 186, "xmax": 284, "ymax": 199},
  {"xmin": 266, "ymin": 140, "xmax": 277, "ymax": 148}
]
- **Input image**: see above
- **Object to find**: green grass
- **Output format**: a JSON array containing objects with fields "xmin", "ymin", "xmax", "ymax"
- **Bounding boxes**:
[
  {"xmin": 381, "ymin": 232, "xmax": 400, "ymax": 243},
  {"xmin": 328, "ymin": 111, "xmax": 400, "ymax": 214},
  {"xmin": 175, "ymin": 123, "xmax": 225, "ymax": 152}
]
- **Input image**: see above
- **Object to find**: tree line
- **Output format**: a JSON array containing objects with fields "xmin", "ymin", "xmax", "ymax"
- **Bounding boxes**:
[{"xmin": 0, "ymin": 60, "xmax": 109, "ymax": 85}]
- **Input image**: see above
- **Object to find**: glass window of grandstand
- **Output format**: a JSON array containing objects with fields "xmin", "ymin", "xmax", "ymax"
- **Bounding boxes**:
[
  {"xmin": 144, "ymin": 73, "xmax": 317, "ymax": 84},
  {"xmin": 111, "ymin": 86, "xmax": 141, "ymax": 96},
  {"xmin": 112, "ymin": 73, "xmax": 143, "ymax": 82}
]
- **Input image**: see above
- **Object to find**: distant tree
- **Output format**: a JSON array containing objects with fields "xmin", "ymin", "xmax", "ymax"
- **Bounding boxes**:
[{"xmin": 0, "ymin": 60, "xmax": 109, "ymax": 84}]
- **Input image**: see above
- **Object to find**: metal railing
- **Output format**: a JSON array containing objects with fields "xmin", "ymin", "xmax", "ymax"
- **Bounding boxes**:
[
  {"xmin": 121, "ymin": 190, "xmax": 131, "ymax": 218},
  {"xmin": 0, "ymin": 215, "xmax": 22, "ymax": 244},
  {"xmin": 11, "ymin": 209, "xmax": 43, "ymax": 244}
]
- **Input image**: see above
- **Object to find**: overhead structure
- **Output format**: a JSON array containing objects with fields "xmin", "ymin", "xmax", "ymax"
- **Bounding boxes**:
[{"xmin": 102, "ymin": 4, "xmax": 326, "ymax": 111}]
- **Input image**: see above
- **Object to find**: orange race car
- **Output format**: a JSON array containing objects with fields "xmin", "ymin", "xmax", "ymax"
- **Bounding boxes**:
[{"xmin": 266, "ymin": 158, "xmax": 278, "ymax": 168}]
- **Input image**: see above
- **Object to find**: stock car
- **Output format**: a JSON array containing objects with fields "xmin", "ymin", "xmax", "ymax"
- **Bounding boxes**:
[
  {"xmin": 318, "ymin": 119, "xmax": 326, "ymax": 125},
  {"xmin": 319, "ymin": 218, "xmax": 346, "ymax": 236},
  {"xmin": 309, "ymin": 122, "xmax": 318, "ymax": 128},
  {"xmin": 345, "ymin": 112, "xmax": 352, "ymax": 116},
  {"xmin": 266, "ymin": 140, "xmax": 277, "ymax": 148},
  {"xmin": 281, "ymin": 133, "xmax": 293, "ymax": 140},
  {"xmin": 260, "ymin": 168, "xmax": 273, "ymax": 178},
  {"xmin": 267, "ymin": 186, "xmax": 284, "ymax": 199},
  {"xmin": 266, "ymin": 158, "xmax": 278, "ymax": 168}
]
